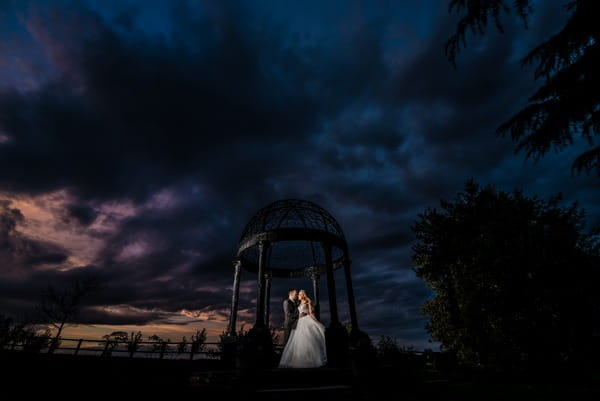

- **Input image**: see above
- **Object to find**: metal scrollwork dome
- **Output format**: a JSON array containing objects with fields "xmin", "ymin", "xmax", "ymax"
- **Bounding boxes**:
[{"xmin": 236, "ymin": 199, "xmax": 348, "ymax": 277}]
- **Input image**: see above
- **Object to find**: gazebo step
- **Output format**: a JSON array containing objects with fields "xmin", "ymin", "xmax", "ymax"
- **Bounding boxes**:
[{"xmin": 254, "ymin": 384, "xmax": 357, "ymax": 401}]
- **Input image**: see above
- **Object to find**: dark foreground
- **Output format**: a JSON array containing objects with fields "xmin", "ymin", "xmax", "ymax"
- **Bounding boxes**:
[{"xmin": 1, "ymin": 351, "xmax": 599, "ymax": 400}]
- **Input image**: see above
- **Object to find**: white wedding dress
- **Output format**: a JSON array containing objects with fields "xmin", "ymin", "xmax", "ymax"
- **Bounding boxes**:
[{"xmin": 278, "ymin": 303, "xmax": 327, "ymax": 368}]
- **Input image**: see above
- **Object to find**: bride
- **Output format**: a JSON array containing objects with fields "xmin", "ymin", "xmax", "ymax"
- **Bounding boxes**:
[{"xmin": 278, "ymin": 289, "xmax": 327, "ymax": 368}]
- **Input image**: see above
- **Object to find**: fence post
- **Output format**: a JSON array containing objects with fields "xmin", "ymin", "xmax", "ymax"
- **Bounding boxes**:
[
  {"xmin": 189, "ymin": 345, "xmax": 195, "ymax": 361},
  {"xmin": 74, "ymin": 339, "xmax": 83, "ymax": 355},
  {"xmin": 48, "ymin": 337, "xmax": 59, "ymax": 354},
  {"xmin": 102, "ymin": 339, "xmax": 110, "ymax": 356}
]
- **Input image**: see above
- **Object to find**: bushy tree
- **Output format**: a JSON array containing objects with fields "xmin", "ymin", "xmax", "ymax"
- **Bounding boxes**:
[
  {"xmin": 126, "ymin": 331, "xmax": 143, "ymax": 357},
  {"xmin": 177, "ymin": 336, "xmax": 188, "ymax": 355},
  {"xmin": 376, "ymin": 335, "xmax": 401, "ymax": 363},
  {"xmin": 148, "ymin": 334, "xmax": 170, "ymax": 357},
  {"xmin": 1, "ymin": 314, "xmax": 52, "ymax": 353},
  {"xmin": 100, "ymin": 331, "xmax": 128, "ymax": 357},
  {"xmin": 412, "ymin": 180, "xmax": 600, "ymax": 372},
  {"xmin": 190, "ymin": 328, "xmax": 207, "ymax": 355}
]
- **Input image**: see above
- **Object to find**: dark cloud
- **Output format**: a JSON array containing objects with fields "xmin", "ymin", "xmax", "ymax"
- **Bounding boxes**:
[
  {"xmin": 353, "ymin": 228, "xmax": 414, "ymax": 255},
  {"xmin": 0, "ymin": 199, "xmax": 24, "ymax": 233},
  {"xmin": 0, "ymin": 199, "xmax": 69, "ymax": 272},
  {"xmin": 0, "ymin": 0, "xmax": 327, "ymax": 204},
  {"xmin": 65, "ymin": 203, "xmax": 98, "ymax": 226},
  {"xmin": 80, "ymin": 305, "xmax": 172, "ymax": 326}
]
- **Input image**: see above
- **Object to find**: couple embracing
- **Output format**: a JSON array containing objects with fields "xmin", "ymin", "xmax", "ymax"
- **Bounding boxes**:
[{"xmin": 279, "ymin": 289, "xmax": 327, "ymax": 368}]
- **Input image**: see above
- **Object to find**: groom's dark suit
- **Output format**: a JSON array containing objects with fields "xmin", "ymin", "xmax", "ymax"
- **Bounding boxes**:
[{"xmin": 282, "ymin": 298, "xmax": 299, "ymax": 345}]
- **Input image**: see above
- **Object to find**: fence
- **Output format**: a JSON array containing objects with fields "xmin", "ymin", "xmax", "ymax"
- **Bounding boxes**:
[
  {"xmin": 5, "ymin": 336, "xmax": 288, "ymax": 360},
  {"xmin": 4, "ymin": 335, "xmax": 428, "ymax": 361},
  {"xmin": 6, "ymin": 337, "xmax": 224, "ymax": 360}
]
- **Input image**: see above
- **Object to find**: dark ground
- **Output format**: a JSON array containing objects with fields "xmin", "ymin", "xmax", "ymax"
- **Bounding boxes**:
[{"xmin": 1, "ymin": 350, "xmax": 599, "ymax": 400}]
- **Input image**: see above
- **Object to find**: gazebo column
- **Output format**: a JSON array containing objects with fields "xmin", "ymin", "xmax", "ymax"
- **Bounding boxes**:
[
  {"xmin": 264, "ymin": 271, "xmax": 272, "ymax": 328},
  {"xmin": 323, "ymin": 243, "xmax": 340, "ymax": 325},
  {"xmin": 227, "ymin": 260, "xmax": 242, "ymax": 336},
  {"xmin": 343, "ymin": 256, "xmax": 359, "ymax": 331},
  {"xmin": 309, "ymin": 268, "xmax": 321, "ymax": 321},
  {"xmin": 255, "ymin": 240, "xmax": 270, "ymax": 328}
]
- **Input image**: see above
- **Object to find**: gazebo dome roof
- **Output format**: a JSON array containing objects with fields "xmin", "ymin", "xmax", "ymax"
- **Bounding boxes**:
[
  {"xmin": 240, "ymin": 199, "xmax": 345, "ymax": 242},
  {"xmin": 236, "ymin": 199, "xmax": 348, "ymax": 277}
]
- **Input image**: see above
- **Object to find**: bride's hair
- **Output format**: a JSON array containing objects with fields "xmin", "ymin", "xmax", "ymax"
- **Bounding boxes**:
[{"xmin": 298, "ymin": 289, "xmax": 312, "ymax": 306}]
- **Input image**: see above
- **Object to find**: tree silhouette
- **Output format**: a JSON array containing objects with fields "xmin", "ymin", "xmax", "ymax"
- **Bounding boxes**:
[
  {"xmin": 376, "ymin": 335, "xmax": 401, "ymax": 363},
  {"xmin": 412, "ymin": 180, "xmax": 600, "ymax": 374},
  {"xmin": 148, "ymin": 334, "xmax": 170, "ymax": 358},
  {"xmin": 190, "ymin": 328, "xmax": 207, "ymax": 360},
  {"xmin": 1, "ymin": 314, "xmax": 21, "ymax": 350},
  {"xmin": 100, "ymin": 331, "xmax": 128, "ymax": 357},
  {"xmin": 177, "ymin": 336, "xmax": 188, "ymax": 356},
  {"xmin": 37, "ymin": 274, "xmax": 99, "ymax": 353},
  {"xmin": 126, "ymin": 331, "xmax": 143, "ymax": 358},
  {"xmin": 446, "ymin": 0, "xmax": 600, "ymax": 175},
  {"xmin": 0, "ymin": 314, "xmax": 51, "ymax": 353}
]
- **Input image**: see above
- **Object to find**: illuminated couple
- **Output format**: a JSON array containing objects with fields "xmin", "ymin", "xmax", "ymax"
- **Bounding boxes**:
[{"xmin": 278, "ymin": 288, "xmax": 327, "ymax": 368}]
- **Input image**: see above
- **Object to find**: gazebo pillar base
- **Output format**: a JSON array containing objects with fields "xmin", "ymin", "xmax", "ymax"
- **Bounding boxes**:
[
  {"xmin": 325, "ymin": 321, "xmax": 350, "ymax": 368},
  {"xmin": 348, "ymin": 328, "xmax": 377, "ymax": 371},
  {"xmin": 235, "ymin": 326, "xmax": 275, "ymax": 370}
]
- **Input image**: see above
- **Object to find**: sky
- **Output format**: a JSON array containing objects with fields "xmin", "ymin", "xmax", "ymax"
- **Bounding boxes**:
[{"xmin": 0, "ymin": 0, "xmax": 598, "ymax": 350}]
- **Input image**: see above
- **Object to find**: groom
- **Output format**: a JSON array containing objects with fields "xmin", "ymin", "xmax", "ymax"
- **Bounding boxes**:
[{"xmin": 282, "ymin": 289, "xmax": 299, "ymax": 345}]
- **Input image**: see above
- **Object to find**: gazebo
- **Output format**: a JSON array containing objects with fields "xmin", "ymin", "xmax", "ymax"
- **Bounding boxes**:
[{"xmin": 226, "ymin": 199, "xmax": 359, "ymax": 363}]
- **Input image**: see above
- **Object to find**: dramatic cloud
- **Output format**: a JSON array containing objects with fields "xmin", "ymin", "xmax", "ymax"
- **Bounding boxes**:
[
  {"xmin": 0, "ymin": 0, "xmax": 597, "ymax": 347},
  {"xmin": 0, "ymin": 199, "xmax": 69, "ymax": 273}
]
